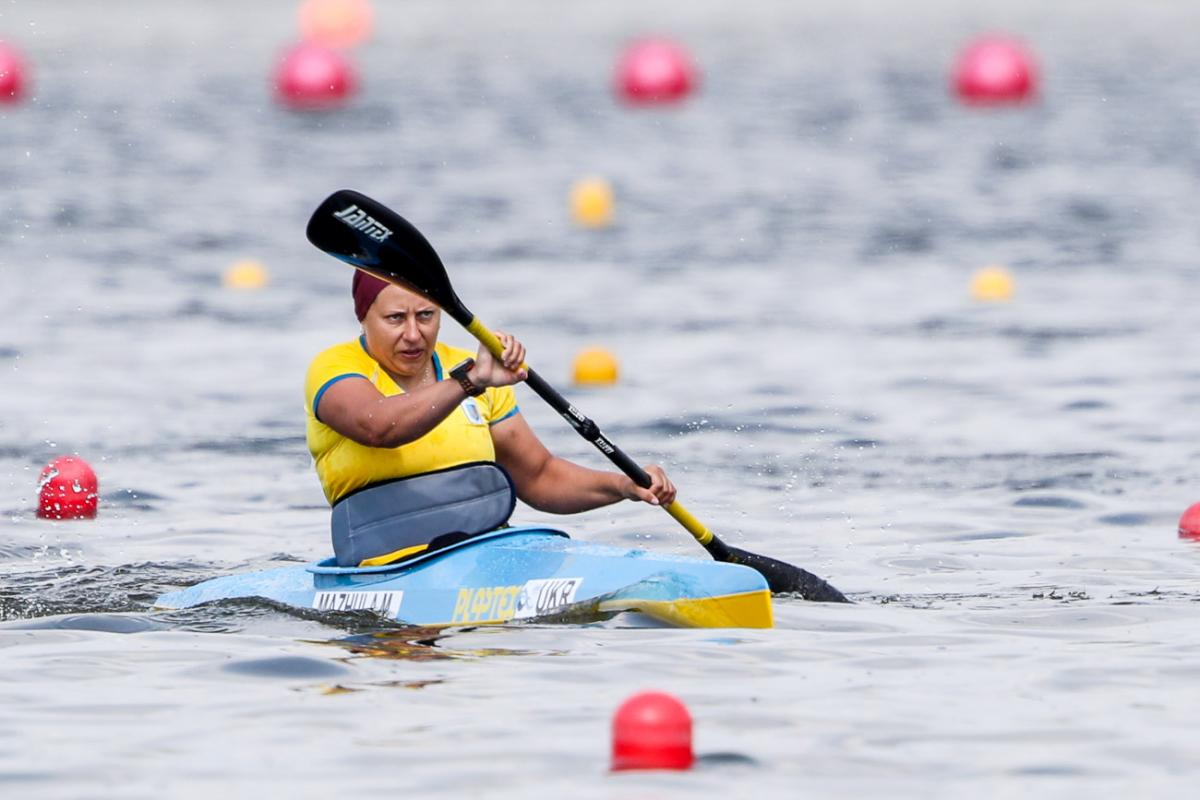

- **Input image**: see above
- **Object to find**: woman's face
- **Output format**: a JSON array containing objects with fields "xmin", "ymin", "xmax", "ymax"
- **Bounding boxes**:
[{"xmin": 361, "ymin": 284, "xmax": 442, "ymax": 381}]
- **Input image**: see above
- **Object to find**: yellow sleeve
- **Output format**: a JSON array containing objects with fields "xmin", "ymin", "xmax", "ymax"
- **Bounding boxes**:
[
  {"xmin": 437, "ymin": 341, "xmax": 519, "ymax": 425},
  {"xmin": 484, "ymin": 384, "xmax": 519, "ymax": 425},
  {"xmin": 305, "ymin": 342, "xmax": 374, "ymax": 422}
]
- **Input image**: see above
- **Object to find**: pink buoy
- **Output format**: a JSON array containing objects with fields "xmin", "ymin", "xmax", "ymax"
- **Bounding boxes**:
[
  {"xmin": 37, "ymin": 456, "xmax": 99, "ymax": 520},
  {"xmin": 615, "ymin": 39, "xmax": 697, "ymax": 106},
  {"xmin": 953, "ymin": 36, "xmax": 1037, "ymax": 105},
  {"xmin": 0, "ymin": 41, "xmax": 28, "ymax": 104},
  {"xmin": 274, "ymin": 42, "xmax": 357, "ymax": 110}
]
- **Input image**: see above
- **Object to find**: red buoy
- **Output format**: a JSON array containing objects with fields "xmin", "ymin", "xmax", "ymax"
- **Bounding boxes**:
[
  {"xmin": 1179, "ymin": 503, "xmax": 1200, "ymax": 541},
  {"xmin": 953, "ymin": 36, "xmax": 1037, "ymax": 105},
  {"xmin": 0, "ymin": 41, "xmax": 28, "ymax": 104},
  {"xmin": 274, "ymin": 42, "xmax": 357, "ymax": 110},
  {"xmin": 615, "ymin": 39, "xmax": 697, "ymax": 106},
  {"xmin": 37, "ymin": 456, "xmax": 99, "ymax": 520},
  {"xmin": 611, "ymin": 691, "xmax": 694, "ymax": 771}
]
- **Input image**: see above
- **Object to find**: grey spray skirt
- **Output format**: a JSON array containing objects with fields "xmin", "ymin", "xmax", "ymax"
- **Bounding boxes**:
[{"xmin": 330, "ymin": 461, "xmax": 517, "ymax": 567}]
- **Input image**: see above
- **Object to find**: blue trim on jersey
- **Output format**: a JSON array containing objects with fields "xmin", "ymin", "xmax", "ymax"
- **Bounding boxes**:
[
  {"xmin": 433, "ymin": 351, "xmax": 443, "ymax": 381},
  {"xmin": 358, "ymin": 334, "xmax": 369, "ymax": 355},
  {"xmin": 489, "ymin": 406, "xmax": 520, "ymax": 426},
  {"xmin": 314, "ymin": 373, "xmax": 366, "ymax": 422}
]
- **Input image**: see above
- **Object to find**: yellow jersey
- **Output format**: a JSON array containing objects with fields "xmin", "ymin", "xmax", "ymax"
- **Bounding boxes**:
[{"xmin": 304, "ymin": 337, "xmax": 519, "ymax": 504}]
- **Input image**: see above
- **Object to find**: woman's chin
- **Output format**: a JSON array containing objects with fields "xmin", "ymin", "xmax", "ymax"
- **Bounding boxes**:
[{"xmin": 387, "ymin": 352, "xmax": 426, "ymax": 373}]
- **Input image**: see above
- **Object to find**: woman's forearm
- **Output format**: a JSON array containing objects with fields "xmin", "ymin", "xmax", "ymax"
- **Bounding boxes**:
[
  {"xmin": 518, "ymin": 456, "xmax": 630, "ymax": 514},
  {"xmin": 352, "ymin": 380, "xmax": 467, "ymax": 448}
]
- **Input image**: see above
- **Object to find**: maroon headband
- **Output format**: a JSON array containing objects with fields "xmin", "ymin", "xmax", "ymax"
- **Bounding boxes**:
[{"xmin": 352, "ymin": 270, "xmax": 390, "ymax": 321}]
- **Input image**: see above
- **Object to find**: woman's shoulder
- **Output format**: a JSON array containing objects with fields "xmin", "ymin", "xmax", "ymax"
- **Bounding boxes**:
[
  {"xmin": 305, "ymin": 337, "xmax": 377, "ymax": 402},
  {"xmin": 308, "ymin": 337, "xmax": 375, "ymax": 376},
  {"xmin": 435, "ymin": 341, "xmax": 475, "ymax": 369}
]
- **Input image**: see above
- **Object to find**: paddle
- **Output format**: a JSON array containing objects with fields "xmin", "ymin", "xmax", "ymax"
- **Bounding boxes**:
[{"xmin": 305, "ymin": 189, "xmax": 849, "ymax": 603}]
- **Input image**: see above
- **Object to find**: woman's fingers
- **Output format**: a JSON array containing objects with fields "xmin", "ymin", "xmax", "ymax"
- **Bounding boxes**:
[
  {"xmin": 656, "ymin": 469, "xmax": 676, "ymax": 506},
  {"xmin": 648, "ymin": 465, "xmax": 676, "ymax": 506},
  {"xmin": 506, "ymin": 340, "xmax": 526, "ymax": 371},
  {"xmin": 472, "ymin": 332, "xmax": 529, "ymax": 387},
  {"xmin": 495, "ymin": 331, "xmax": 528, "ymax": 378},
  {"xmin": 631, "ymin": 465, "xmax": 675, "ymax": 506}
]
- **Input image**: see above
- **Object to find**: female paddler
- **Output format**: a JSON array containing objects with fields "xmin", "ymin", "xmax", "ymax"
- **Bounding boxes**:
[{"xmin": 305, "ymin": 271, "xmax": 676, "ymax": 566}]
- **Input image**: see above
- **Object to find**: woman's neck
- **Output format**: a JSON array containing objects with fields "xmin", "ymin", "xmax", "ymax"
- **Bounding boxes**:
[{"xmin": 387, "ymin": 361, "xmax": 434, "ymax": 394}]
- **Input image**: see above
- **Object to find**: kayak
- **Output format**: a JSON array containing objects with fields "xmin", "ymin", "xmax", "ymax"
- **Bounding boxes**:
[{"xmin": 154, "ymin": 526, "xmax": 774, "ymax": 629}]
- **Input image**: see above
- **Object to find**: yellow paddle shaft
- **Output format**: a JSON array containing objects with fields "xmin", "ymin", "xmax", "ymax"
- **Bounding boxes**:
[
  {"xmin": 466, "ymin": 318, "xmax": 529, "ymax": 371},
  {"xmin": 663, "ymin": 501, "xmax": 716, "ymax": 546},
  {"xmin": 464, "ymin": 317, "xmax": 715, "ymax": 547}
]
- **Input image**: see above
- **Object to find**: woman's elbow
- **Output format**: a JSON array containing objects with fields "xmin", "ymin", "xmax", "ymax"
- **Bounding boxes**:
[
  {"xmin": 516, "ymin": 481, "xmax": 583, "ymax": 515},
  {"xmin": 352, "ymin": 418, "xmax": 416, "ymax": 449},
  {"xmin": 520, "ymin": 494, "xmax": 568, "ymax": 514},
  {"xmin": 511, "ymin": 482, "xmax": 555, "ymax": 514}
]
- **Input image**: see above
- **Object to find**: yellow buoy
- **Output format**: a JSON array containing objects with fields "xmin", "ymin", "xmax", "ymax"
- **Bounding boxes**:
[
  {"xmin": 223, "ymin": 259, "xmax": 270, "ymax": 290},
  {"xmin": 570, "ymin": 177, "xmax": 615, "ymax": 228},
  {"xmin": 299, "ymin": 0, "xmax": 375, "ymax": 49},
  {"xmin": 970, "ymin": 265, "xmax": 1014, "ymax": 302},
  {"xmin": 572, "ymin": 347, "xmax": 619, "ymax": 386}
]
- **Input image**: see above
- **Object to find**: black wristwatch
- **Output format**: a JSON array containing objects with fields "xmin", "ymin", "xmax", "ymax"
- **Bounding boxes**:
[{"xmin": 450, "ymin": 358, "xmax": 485, "ymax": 397}]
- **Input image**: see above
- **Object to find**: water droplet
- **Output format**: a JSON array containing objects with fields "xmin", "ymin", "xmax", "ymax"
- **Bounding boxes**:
[{"xmin": 37, "ymin": 468, "xmax": 59, "ymax": 490}]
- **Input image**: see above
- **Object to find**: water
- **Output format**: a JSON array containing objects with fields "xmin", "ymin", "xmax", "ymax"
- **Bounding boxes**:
[{"xmin": 3, "ymin": 0, "xmax": 1200, "ymax": 796}]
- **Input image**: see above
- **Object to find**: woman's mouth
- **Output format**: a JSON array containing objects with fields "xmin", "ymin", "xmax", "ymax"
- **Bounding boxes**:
[{"xmin": 398, "ymin": 348, "xmax": 424, "ymax": 360}]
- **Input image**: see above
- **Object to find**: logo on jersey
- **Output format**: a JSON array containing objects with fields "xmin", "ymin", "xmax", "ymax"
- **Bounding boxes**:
[{"xmin": 461, "ymin": 398, "xmax": 484, "ymax": 425}]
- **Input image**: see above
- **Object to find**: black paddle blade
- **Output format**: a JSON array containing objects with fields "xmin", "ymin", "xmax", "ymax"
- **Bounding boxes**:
[
  {"xmin": 305, "ymin": 189, "xmax": 474, "ymax": 326},
  {"xmin": 718, "ymin": 544, "xmax": 850, "ymax": 602}
]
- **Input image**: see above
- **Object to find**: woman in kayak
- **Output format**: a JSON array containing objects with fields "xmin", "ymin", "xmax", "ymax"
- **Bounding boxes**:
[{"xmin": 305, "ymin": 271, "xmax": 676, "ymax": 566}]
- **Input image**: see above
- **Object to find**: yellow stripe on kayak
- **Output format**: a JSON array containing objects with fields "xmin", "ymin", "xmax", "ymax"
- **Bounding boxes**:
[
  {"xmin": 358, "ymin": 542, "xmax": 429, "ymax": 567},
  {"xmin": 425, "ymin": 588, "xmax": 774, "ymax": 629},
  {"xmin": 598, "ymin": 588, "xmax": 774, "ymax": 629}
]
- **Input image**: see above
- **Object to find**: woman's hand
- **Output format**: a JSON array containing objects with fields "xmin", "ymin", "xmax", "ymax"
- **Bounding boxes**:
[
  {"xmin": 470, "ymin": 332, "xmax": 528, "ymax": 388},
  {"xmin": 621, "ymin": 464, "xmax": 677, "ymax": 507}
]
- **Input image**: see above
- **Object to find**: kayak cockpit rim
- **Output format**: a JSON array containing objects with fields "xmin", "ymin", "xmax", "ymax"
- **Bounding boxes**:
[{"xmin": 305, "ymin": 526, "xmax": 571, "ymax": 576}]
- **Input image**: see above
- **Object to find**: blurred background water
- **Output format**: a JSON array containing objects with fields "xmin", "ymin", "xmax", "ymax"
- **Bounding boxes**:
[{"xmin": 3, "ymin": 0, "xmax": 1200, "ymax": 796}]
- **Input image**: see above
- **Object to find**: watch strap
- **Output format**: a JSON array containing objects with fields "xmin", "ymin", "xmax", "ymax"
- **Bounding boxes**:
[{"xmin": 450, "ymin": 358, "xmax": 485, "ymax": 397}]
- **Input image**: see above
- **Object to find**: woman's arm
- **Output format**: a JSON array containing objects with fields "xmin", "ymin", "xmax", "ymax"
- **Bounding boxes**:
[
  {"xmin": 317, "ymin": 377, "xmax": 470, "ymax": 449},
  {"xmin": 318, "ymin": 331, "xmax": 529, "ymax": 449},
  {"xmin": 491, "ymin": 413, "xmax": 676, "ymax": 513}
]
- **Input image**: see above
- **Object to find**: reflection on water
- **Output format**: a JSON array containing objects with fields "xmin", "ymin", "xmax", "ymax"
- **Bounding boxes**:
[{"xmin": 316, "ymin": 627, "xmax": 552, "ymax": 663}]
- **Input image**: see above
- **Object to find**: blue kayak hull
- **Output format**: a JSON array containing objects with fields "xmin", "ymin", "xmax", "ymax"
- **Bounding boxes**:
[{"xmin": 154, "ymin": 526, "xmax": 773, "ymax": 629}]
